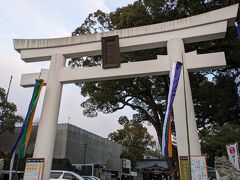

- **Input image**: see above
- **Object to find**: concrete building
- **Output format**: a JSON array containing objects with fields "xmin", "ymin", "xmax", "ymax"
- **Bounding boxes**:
[
  {"xmin": 0, "ymin": 123, "xmax": 122, "ymax": 168},
  {"xmin": 54, "ymin": 123, "xmax": 122, "ymax": 165}
]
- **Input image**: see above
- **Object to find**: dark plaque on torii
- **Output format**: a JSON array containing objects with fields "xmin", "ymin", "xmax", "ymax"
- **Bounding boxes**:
[{"xmin": 101, "ymin": 35, "xmax": 120, "ymax": 69}]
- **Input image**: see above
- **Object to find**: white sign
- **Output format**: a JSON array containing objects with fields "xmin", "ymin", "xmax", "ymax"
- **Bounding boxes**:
[
  {"xmin": 23, "ymin": 158, "xmax": 44, "ymax": 180},
  {"xmin": 190, "ymin": 156, "xmax": 208, "ymax": 180},
  {"xmin": 130, "ymin": 171, "xmax": 137, "ymax": 176},
  {"xmin": 226, "ymin": 143, "xmax": 240, "ymax": 170},
  {"xmin": 122, "ymin": 159, "xmax": 131, "ymax": 169}
]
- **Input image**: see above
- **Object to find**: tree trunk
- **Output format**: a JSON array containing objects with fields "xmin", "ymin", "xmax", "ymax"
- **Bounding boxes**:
[{"xmin": 153, "ymin": 123, "xmax": 162, "ymax": 147}]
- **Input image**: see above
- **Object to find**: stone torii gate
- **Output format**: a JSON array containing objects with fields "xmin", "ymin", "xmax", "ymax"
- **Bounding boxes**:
[{"xmin": 14, "ymin": 4, "xmax": 238, "ymax": 180}]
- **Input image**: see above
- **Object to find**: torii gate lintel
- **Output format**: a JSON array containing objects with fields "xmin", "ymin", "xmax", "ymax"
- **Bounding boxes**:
[{"xmin": 20, "ymin": 51, "xmax": 226, "ymax": 87}]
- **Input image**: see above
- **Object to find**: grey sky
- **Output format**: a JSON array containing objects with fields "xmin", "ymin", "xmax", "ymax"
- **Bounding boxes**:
[{"xmin": 0, "ymin": 0, "xmax": 157, "ymax": 139}]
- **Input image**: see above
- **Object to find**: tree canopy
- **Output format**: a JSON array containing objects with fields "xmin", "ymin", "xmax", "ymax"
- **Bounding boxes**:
[
  {"xmin": 71, "ymin": 0, "xmax": 240, "ymax": 154},
  {"xmin": 0, "ymin": 87, "xmax": 22, "ymax": 133},
  {"xmin": 108, "ymin": 118, "xmax": 157, "ymax": 167}
]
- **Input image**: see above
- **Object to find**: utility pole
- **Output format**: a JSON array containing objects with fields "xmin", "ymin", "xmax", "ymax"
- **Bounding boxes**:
[
  {"xmin": 83, "ymin": 144, "xmax": 87, "ymax": 175},
  {"xmin": 0, "ymin": 76, "xmax": 13, "ymax": 133},
  {"xmin": 6, "ymin": 76, "xmax": 13, "ymax": 101},
  {"xmin": 68, "ymin": 117, "xmax": 70, "ymax": 124},
  {"xmin": 83, "ymin": 144, "xmax": 87, "ymax": 165}
]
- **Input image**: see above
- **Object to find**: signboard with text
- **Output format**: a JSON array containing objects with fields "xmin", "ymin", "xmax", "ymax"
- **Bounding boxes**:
[
  {"xmin": 179, "ymin": 156, "xmax": 208, "ymax": 180},
  {"xmin": 190, "ymin": 156, "xmax": 208, "ymax": 180},
  {"xmin": 122, "ymin": 158, "xmax": 131, "ymax": 168},
  {"xmin": 179, "ymin": 156, "xmax": 191, "ymax": 180},
  {"xmin": 23, "ymin": 158, "xmax": 44, "ymax": 180},
  {"xmin": 101, "ymin": 35, "xmax": 120, "ymax": 69},
  {"xmin": 122, "ymin": 158, "xmax": 131, "ymax": 175}
]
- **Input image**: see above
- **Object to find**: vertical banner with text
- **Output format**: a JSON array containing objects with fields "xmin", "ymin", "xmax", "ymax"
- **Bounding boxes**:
[
  {"xmin": 179, "ymin": 156, "xmax": 191, "ymax": 180},
  {"xmin": 226, "ymin": 143, "xmax": 240, "ymax": 170}
]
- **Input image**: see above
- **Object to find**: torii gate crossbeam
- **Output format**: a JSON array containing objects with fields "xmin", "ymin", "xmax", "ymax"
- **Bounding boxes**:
[{"xmin": 21, "ymin": 51, "xmax": 225, "ymax": 87}]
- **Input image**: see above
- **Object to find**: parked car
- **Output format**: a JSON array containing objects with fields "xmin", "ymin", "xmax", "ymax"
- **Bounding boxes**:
[
  {"xmin": 82, "ymin": 176, "xmax": 101, "ymax": 180},
  {"xmin": 50, "ymin": 170, "xmax": 85, "ymax": 180},
  {"xmin": 0, "ymin": 170, "xmax": 84, "ymax": 180}
]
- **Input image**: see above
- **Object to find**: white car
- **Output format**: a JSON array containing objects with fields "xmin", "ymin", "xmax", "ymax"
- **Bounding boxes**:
[
  {"xmin": 50, "ymin": 170, "xmax": 85, "ymax": 180},
  {"xmin": 82, "ymin": 176, "xmax": 101, "ymax": 180}
]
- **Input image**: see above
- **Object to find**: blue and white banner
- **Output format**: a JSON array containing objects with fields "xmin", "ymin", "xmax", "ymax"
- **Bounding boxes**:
[
  {"xmin": 232, "ymin": 69, "xmax": 240, "ymax": 108},
  {"xmin": 162, "ymin": 61, "xmax": 182, "ymax": 157},
  {"xmin": 233, "ymin": 22, "xmax": 240, "ymax": 108},
  {"xmin": 235, "ymin": 22, "xmax": 240, "ymax": 39}
]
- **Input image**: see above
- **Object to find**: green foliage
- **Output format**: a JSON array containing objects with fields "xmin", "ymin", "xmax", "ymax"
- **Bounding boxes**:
[
  {"xmin": 72, "ymin": 10, "xmax": 114, "ymax": 35},
  {"xmin": 193, "ymin": 69, "xmax": 240, "ymax": 166},
  {"xmin": 110, "ymin": 1, "xmax": 151, "ymax": 28},
  {"xmin": 71, "ymin": 0, "xmax": 240, "ymax": 151},
  {"xmin": 200, "ymin": 123, "xmax": 240, "ymax": 166},
  {"xmin": 108, "ymin": 120, "xmax": 157, "ymax": 167},
  {"xmin": 0, "ymin": 87, "xmax": 22, "ymax": 133},
  {"xmin": 191, "ymin": 70, "xmax": 240, "ymax": 128}
]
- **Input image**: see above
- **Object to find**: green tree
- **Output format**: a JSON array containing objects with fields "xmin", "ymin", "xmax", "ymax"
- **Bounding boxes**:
[
  {"xmin": 71, "ymin": 0, "xmax": 240, "ymax": 149},
  {"xmin": 108, "ymin": 118, "xmax": 157, "ymax": 167},
  {"xmin": 0, "ymin": 87, "xmax": 22, "ymax": 133},
  {"xmin": 192, "ymin": 70, "xmax": 240, "ymax": 166},
  {"xmin": 190, "ymin": 70, "xmax": 240, "ymax": 128},
  {"xmin": 200, "ymin": 123, "xmax": 240, "ymax": 167}
]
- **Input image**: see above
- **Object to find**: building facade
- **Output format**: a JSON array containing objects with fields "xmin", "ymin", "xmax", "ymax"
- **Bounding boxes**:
[{"xmin": 0, "ymin": 123, "xmax": 122, "ymax": 170}]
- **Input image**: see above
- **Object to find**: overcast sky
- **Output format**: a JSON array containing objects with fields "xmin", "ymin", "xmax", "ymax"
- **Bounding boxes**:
[{"xmin": 0, "ymin": 0, "xmax": 157, "ymax": 139}]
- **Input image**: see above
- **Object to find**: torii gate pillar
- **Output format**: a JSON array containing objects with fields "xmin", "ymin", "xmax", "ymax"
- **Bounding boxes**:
[
  {"xmin": 167, "ymin": 38, "xmax": 201, "ymax": 156},
  {"xmin": 33, "ymin": 54, "xmax": 65, "ymax": 180}
]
